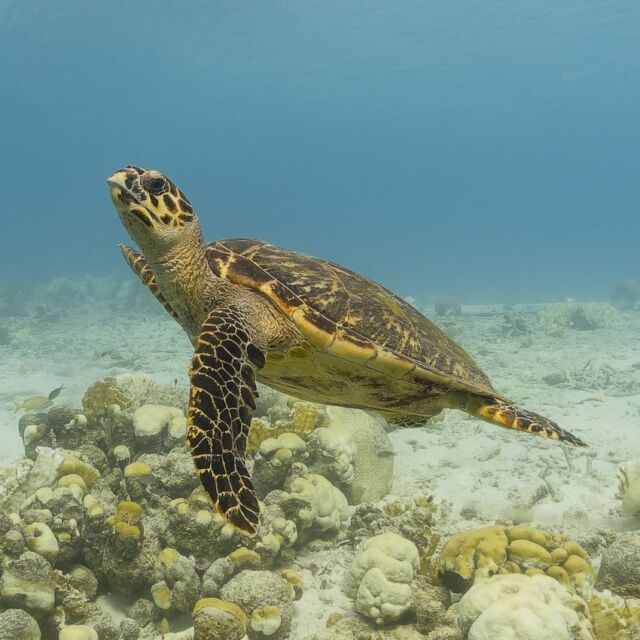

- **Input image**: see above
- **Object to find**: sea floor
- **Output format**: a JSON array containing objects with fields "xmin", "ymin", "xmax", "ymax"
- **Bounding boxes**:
[{"xmin": 1, "ymin": 277, "xmax": 639, "ymax": 637}]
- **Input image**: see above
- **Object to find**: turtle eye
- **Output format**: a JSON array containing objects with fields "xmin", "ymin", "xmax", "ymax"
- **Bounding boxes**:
[
  {"xmin": 147, "ymin": 177, "xmax": 165, "ymax": 193},
  {"xmin": 142, "ymin": 173, "xmax": 167, "ymax": 194}
]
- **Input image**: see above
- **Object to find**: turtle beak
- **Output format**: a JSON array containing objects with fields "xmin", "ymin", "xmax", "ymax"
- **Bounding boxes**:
[{"xmin": 106, "ymin": 168, "xmax": 131, "ymax": 191}]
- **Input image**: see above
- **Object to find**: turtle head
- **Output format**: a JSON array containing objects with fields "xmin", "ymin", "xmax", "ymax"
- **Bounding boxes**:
[{"xmin": 108, "ymin": 166, "xmax": 199, "ymax": 251}]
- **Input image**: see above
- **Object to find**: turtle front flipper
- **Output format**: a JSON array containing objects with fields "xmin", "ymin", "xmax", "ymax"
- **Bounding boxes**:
[
  {"xmin": 463, "ymin": 395, "xmax": 587, "ymax": 447},
  {"xmin": 188, "ymin": 305, "xmax": 265, "ymax": 534},
  {"xmin": 119, "ymin": 244, "xmax": 181, "ymax": 322}
]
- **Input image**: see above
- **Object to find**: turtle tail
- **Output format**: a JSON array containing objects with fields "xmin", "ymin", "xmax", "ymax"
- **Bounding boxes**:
[{"xmin": 463, "ymin": 395, "xmax": 587, "ymax": 447}]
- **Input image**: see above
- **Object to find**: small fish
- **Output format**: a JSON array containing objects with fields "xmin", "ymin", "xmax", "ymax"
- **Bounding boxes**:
[
  {"xmin": 48, "ymin": 385, "xmax": 65, "ymax": 401},
  {"xmin": 377, "ymin": 449, "xmax": 397, "ymax": 458},
  {"xmin": 14, "ymin": 396, "xmax": 52, "ymax": 413}
]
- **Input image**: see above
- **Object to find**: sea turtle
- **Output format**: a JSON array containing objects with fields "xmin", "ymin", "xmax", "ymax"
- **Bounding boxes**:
[{"xmin": 107, "ymin": 166, "xmax": 586, "ymax": 534}]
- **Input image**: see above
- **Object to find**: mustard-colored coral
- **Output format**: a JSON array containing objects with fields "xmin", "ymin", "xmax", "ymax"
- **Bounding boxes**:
[
  {"xmin": 247, "ymin": 401, "xmax": 326, "ymax": 452},
  {"xmin": 589, "ymin": 593, "xmax": 640, "ymax": 640},
  {"xmin": 193, "ymin": 598, "xmax": 248, "ymax": 630},
  {"xmin": 438, "ymin": 525, "xmax": 508, "ymax": 584},
  {"xmin": 57, "ymin": 473, "xmax": 87, "ymax": 492},
  {"xmin": 251, "ymin": 605, "xmax": 281, "ymax": 635},
  {"xmin": 278, "ymin": 569, "xmax": 304, "ymax": 599},
  {"xmin": 114, "ymin": 521, "xmax": 141, "ymax": 540},
  {"xmin": 124, "ymin": 461, "xmax": 153, "ymax": 479},
  {"xmin": 438, "ymin": 524, "xmax": 594, "ymax": 598},
  {"xmin": 106, "ymin": 500, "xmax": 143, "ymax": 541},
  {"xmin": 81, "ymin": 376, "xmax": 132, "ymax": 421},
  {"xmin": 59, "ymin": 454, "xmax": 100, "ymax": 488},
  {"xmin": 228, "ymin": 547, "xmax": 261, "ymax": 568}
]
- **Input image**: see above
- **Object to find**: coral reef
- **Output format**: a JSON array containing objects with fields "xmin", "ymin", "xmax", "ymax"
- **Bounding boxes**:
[
  {"xmin": 538, "ymin": 301, "xmax": 617, "ymax": 335},
  {"xmin": 2, "ymin": 373, "xmax": 630, "ymax": 640},
  {"xmin": 0, "ymin": 377, "xmax": 392, "ymax": 638}
]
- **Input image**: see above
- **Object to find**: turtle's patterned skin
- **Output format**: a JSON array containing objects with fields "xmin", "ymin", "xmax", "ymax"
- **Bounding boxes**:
[{"xmin": 108, "ymin": 166, "xmax": 586, "ymax": 535}]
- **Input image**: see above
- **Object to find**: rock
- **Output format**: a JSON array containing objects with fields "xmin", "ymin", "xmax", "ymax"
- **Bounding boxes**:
[
  {"xmin": 193, "ymin": 598, "xmax": 246, "ymax": 640},
  {"xmin": 0, "ymin": 551, "xmax": 56, "ymax": 614},
  {"xmin": 24, "ymin": 522, "xmax": 59, "ymax": 562},
  {"xmin": 68, "ymin": 565, "xmax": 99, "ymax": 601},
  {"xmin": 597, "ymin": 532, "xmax": 640, "ymax": 597},
  {"xmin": 412, "ymin": 578, "xmax": 451, "ymax": 635},
  {"xmin": 150, "ymin": 548, "xmax": 201, "ymax": 613},
  {"xmin": 219, "ymin": 570, "xmax": 293, "ymax": 639},
  {"xmin": 0, "ymin": 608, "xmax": 41, "ymax": 640},
  {"xmin": 118, "ymin": 618, "xmax": 141, "ymax": 640}
]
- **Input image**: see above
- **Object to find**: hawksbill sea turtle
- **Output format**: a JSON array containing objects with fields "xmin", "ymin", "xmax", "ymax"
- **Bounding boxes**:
[{"xmin": 107, "ymin": 166, "xmax": 586, "ymax": 534}]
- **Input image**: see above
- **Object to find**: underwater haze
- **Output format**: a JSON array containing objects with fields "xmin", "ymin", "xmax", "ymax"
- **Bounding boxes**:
[
  {"xmin": 1, "ymin": 0, "xmax": 639, "ymax": 303},
  {"xmin": 4, "ymin": 3, "xmax": 640, "ymax": 640}
]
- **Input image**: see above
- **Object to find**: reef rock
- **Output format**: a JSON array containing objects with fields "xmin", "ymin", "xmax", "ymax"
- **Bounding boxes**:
[
  {"xmin": 597, "ymin": 533, "xmax": 640, "ymax": 598},
  {"xmin": 0, "ymin": 608, "xmax": 42, "ymax": 640},
  {"xmin": 218, "ymin": 569, "xmax": 293, "ymax": 639}
]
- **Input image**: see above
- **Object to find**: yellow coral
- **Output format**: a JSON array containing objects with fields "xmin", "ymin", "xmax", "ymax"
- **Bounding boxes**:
[
  {"xmin": 228, "ymin": 547, "xmax": 261, "ymax": 568},
  {"xmin": 59, "ymin": 455, "xmax": 100, "ymax": 488},
  {"xmin": 247, "ymin": 401, "xmax": 326, "ymax": 452},
  {"xmin": 106, "ymin": 500, "xmax": 142, "ymax": 535},
  {"xmin": 113, "ymin": 521, "xmax": 141, "ymax": 540},
  {"xmin": 84, "ymin": 495, "xmax": 104, "ymax": 517},
  {"xmin": 438, "ymin": 524, "xmax": 594, "ymax": 597},
  {"xmin": 151, "ymin": 581, "xmax": 172, "ymax": 609},
  {"xmin": 278, "ymin": 569, "xmax": 304, "ymax": 598},
  {"xmin": 438, "ymin": 525, "xmax": 508, "ymax": 582},
  {"xmin": 81, "ymin": 377, "xmax": 132, "ymax": 421},
  {"xmin": 57, "ymin": 474, "xmax": 87, "ymax": 493},
  {"xmin": 193, "ymin": 598, "xmax": 248, "ymax": 630},
  {"xmin": 251, "ymin": 605, "xmax": 281, "ymax": 635},
  {"xmin": 158, "ymin": 548, "xmax": 180, "ymax": 566},
  {"xmin": 124, "ymin": 461, "xmax": 153, "ymax": 479},
  {"xmin": 508, "ymin": 540, "xmax": 553, "ymax": 569},
  {"xmin": 589, "ymin": 593, "xmax": 640, "ymax": 640}
]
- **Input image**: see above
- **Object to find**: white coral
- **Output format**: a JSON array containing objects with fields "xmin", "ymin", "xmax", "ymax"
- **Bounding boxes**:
[
  {"xmin": 344, "ymin": 532, "xmax": 419, "ymax": 625},
  {"xmin": 307, "ymin": 427, "xmax": 355, "ymax": 485},
  {"xmin": 458, "ymin": 574, "xmax": 594, "ymax": 640},
  {"xmin": 284, "ymin": 473, "xmax": 349, "ymax": 533}
]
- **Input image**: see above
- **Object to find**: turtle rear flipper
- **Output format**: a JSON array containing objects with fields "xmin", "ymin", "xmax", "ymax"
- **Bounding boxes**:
[
  {"xmin": 188, "ymin": 305, "xmax": 265, "ymax": 534},
  {"xmin": 463, "ymin": 395, "xmax": 587, "ymax": 447}
]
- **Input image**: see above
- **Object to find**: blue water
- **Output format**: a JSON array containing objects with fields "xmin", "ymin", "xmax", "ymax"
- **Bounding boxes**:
[{"xmin": 1, "ymin": 1, "xmax": 638, "ymax": 302}]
